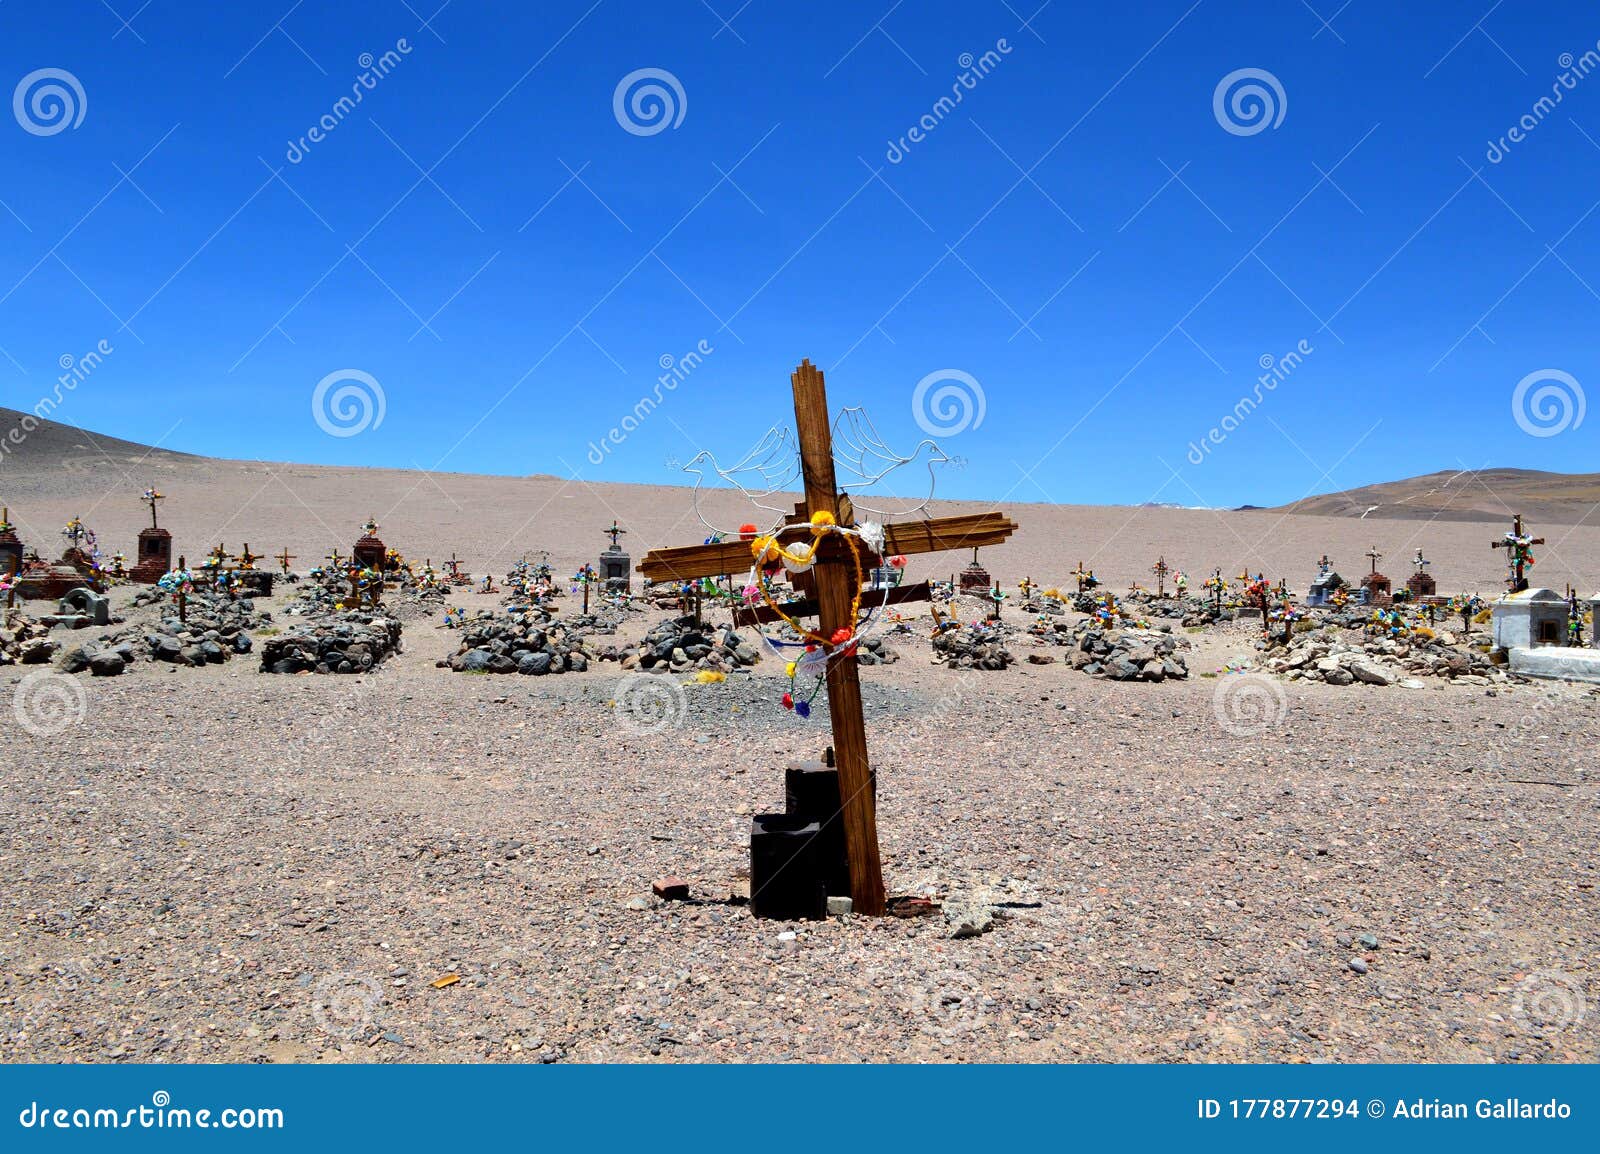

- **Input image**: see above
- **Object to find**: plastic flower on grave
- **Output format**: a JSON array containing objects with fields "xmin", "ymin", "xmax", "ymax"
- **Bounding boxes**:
[
  {"xmin": 794, "ymin": 701, "xmax": 811, "ymax": 719},
  {"xmin": 809, "ymin": 510, "xmax": 836, "ymax": 534},
  {"xmin": 781, "ymin": 692, "xmax": 794, "ymax": 711}
]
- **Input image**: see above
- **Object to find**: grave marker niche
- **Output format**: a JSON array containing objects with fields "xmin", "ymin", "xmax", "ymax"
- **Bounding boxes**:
[
  {"xmin": 599, "ymin": 521, "xmax": 632, "ymax": 593},
  {"xmin": 131, "ymin": 488, "xmax": 173, "ymax": 583},
  {"xmin": 0, "ymin": 508, "xmax": 23, "ymax": 580},
  {"xmin": 639, "ymin": 359, "xmax": 1018, "ymax": 916},
  {"xmin": 352, "ymin": 519, "xmax": 387, "ymax": 571},
  {"xmin": 958, "ymin": 547, "xmax": 991, "ymax": 595},
  {"xmin": 1406, "ymin": 548, "xmax": 1437, "ymax": 600},
  {"xmin": 1305, "ymin": 554, "xmax": 1344, "ymax": 607},
  {"xmin": 1360, "ymin": 546, "xmax": 1392, "ymax": 605}
]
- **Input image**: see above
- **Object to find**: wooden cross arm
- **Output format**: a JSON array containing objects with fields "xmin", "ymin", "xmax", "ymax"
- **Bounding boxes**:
[
  {"xmin": 637, "ymin": 511, "xmax": 1018, "ymax": 583},
  {"xmin": 732, "ymin": 581, "xmax": 933, "ymax": 627}
]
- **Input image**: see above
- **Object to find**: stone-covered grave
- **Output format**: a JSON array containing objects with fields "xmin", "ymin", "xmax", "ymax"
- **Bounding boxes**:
[
  {"xmin": 439, "ymin": 605, "xmax": 594, "ymax": 676},
  {"xmin": 1, "ymin": 615, "xmax": 58, "ymax": 667},
  {"xmin": 1030, "ymin": 617, "xmax": 1192, "ymax": 681},
  {"xmin": 259, "ymin": 611, "xmax": 402, "ymax": 674},
  {"xmin": 47, "ymin": 583, "xmax": 270, "ymax": 675},
  {"xmin": 930, "ymin": 621, "xmax": 1012, "ymax": 670},
  {"xmin": 264, "ymin": 564, "xmax": 404, "ymax": 674},
  {"xmin": 1258, "ymin": 621, "xmax": 1509, "ymax": 688},
  {"xmin": 610, "ymin": 617, "xmax": 765, "ymax": 674}
]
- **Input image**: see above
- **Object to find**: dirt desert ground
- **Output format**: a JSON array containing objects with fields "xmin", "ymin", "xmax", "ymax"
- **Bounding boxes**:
[{"xmin": 1, "ymin": 426, "xmax": 1598, "ymax": 1063}]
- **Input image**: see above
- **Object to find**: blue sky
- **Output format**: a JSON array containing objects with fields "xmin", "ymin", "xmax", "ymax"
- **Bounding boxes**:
[{"xmin": 0, "ymin": 0, "xmax": 1596, "ymax": 508}]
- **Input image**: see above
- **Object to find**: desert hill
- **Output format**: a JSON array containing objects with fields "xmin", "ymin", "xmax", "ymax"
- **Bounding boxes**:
[{"xmin": 1, "ymin": 408, "xmax": 1596, "ymax": 596}]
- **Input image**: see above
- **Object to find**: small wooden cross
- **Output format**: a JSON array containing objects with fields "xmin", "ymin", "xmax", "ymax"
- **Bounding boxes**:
[
  {"xmin": 326, "ymin": 547, "xmax": 344, "ymax": 568},
  {"xmin": 1070, "ymin": 561, "xmax": 1095, "ymax": 593},
  {"xmin": 204, "ymin": 543, "xmax": 234, "ymax": 571},
  {"xmin": 444, "ymin": 553, "xmax": 462, "ymax": 577},
  {"xmin": 1364, "ymin": 546, "xmax": 1383, "ymax": 575},
  {"xmin": 639, "ymin": 359, "xmax": 1017, "ymax": 916},
  {"xmin": 603, "ymin": 520, "xmax": 628, "ymax": 550},
  {"xmin": 236, "ymin": 543, "xmax": 262, "ymax": 570},
  {"xmin": 141, "ymin": 488, "xmax": 165, "ymax": 529},
  {"xmin": 276, "ymin": 548, "xmax": 296, "ymax": 574}
]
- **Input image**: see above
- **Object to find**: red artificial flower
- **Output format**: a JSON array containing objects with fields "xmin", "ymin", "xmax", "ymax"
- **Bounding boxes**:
[
  {"xmin": 781, "ymin": 693, "xmax": 794, "ymax": 710},
  {"xmin": 830, "ymin": 628, "xmax": 853, "ymax": 646}
]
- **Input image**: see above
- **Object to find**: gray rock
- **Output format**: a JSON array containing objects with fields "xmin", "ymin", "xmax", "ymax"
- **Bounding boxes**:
[{"xmin": 88, "ymin": 651, "xmax": 127, "ymax": 677}]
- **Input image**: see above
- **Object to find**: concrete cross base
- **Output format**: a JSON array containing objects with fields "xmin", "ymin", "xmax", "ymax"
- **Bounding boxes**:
[{"xmin": 1508, "ymin": 646, "xmax": 1600, "ymax": 684}]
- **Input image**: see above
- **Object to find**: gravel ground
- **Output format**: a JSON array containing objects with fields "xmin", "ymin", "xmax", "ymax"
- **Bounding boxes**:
[{"xmin": 2, "ymin": 584, "xmax": 1598, "ymax": 1064}]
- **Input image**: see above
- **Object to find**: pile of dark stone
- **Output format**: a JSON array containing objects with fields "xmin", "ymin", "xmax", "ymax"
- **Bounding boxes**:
[
  {"xmin": 606, "ymin": 618, "xmax": 762, "ymax": 674},
  {"xmin": 439, "ymin": 607, "xmax": 593, "ymax": 676},
  {"xmin": 930, "ymin": 624, "xmax": 1013, "ymax": 671},
  {"xmin": 260, "ymin": 611, "xmax": 402, "ymax": 674},
  {"xmin": 0, "ymin": 616, "xmax": 57, "ymax": 667},
  {"xmin": 90, "ymin": 585, "xmax": 272, "ymax": 674},
  {"xmin": 1037, "ymin": 620, "xmax": 1191, "ymax": 682}
]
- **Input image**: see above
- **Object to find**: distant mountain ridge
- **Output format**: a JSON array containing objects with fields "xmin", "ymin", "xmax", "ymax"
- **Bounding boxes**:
[{"xmin": 1262, "ymin": 468, "xmax": 1600, "ymax": 526}]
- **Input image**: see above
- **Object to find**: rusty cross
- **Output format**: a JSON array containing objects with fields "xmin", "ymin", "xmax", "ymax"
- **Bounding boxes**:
[
  {"xmin": 1151, "ymin": 555, "xmax": 1170, "ymax": 596},
  {"xmin": 638, "ymin": 360, "xmax": 1018, "ymax": 916}
]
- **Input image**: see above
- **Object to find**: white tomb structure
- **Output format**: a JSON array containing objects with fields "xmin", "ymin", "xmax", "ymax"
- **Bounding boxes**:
[
  {"xmin": 1495, "ymin": 587, "xmax": 1600, "ymax": 683},
  {"xmin": 1492, "ymin": 587, "xmax": 1567, "ymax": 651}
]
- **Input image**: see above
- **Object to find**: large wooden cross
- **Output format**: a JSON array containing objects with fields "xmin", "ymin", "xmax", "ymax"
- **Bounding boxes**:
[{"xmin": 638, "ymin": 359, "xmax": 1017, "ymax": 916}]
